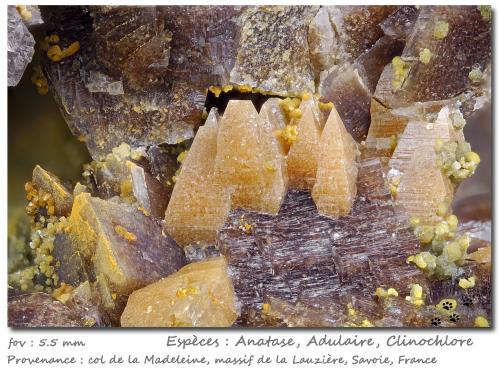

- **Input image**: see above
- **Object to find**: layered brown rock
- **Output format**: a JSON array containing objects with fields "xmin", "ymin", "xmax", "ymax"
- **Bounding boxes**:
[
  {"xmin": 165, "ymin": 109, "xmax": 232, "ymax": 246},
  {"xmin": 219, "ymin": 158, "xmax": 426, "ymax": 326},
  {"xmin": 121, "ymin": 257, "xmax": 237, "ymax": 327}
]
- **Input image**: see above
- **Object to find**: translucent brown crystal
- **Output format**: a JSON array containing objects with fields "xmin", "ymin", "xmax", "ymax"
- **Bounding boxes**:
[
  {"xmin": 68, "ymin": 193, "xmax": 186, "ymax": 295},
  {"xmin": 319, "ymin": 63, "xmax": 372, "ymax": 142},
  {"xmin": 121, "ymin": 257, "xmax": 237, "ymax": 327}
]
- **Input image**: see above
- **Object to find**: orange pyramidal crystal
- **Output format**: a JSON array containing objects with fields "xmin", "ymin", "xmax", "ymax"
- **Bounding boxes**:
[
  {"xmin": 259, "ymin": 98, "xmax": 288, "ymax": 155},
  {"xmin": 388, "ymin": 106, "xmax": 464, "ymax": 174},
  {"xmin": 388, "ymin": 106, "xmax": 462, "ymax": 222},
  {"xmin": 312, "ymin": 103, "xmax": 359, "ymax": 218},
  {"xmin": 165, "ymin": 109, "xmax": 232, "ymax": 246},
  {"xmin": 396, "ymin": 147, "xmax": 453, "ymax": 224},
  {"xmin": 287, "ymin": 101, "xmax": 323, "ymax": 190},
  {"xmin": 121, "ymin": 257, "xmax": 237, "ymax": 327},
  {"xmin": 214, "ymin": 100, "xmax": 288, "ymax": 214}
]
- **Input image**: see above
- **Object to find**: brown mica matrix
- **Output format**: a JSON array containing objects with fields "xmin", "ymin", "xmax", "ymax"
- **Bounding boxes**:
[
  {"xmin": 121, "ymin": 257, "xmax": 237, "ymax": 327},
  {"xmin": 218, "ymin": 158, "xmax": 426, "ymax": 326},
  {"xmin": 165, "ymin": 109, "xmax": 232, "ymax": 246},
  {"xmin": 215, "ymin": 100, "xmax": 288, "ymax": 215}
]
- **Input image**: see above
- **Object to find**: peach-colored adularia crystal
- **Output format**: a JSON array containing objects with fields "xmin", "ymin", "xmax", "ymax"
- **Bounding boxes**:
[
  {"xmin": 214, "ymin": 100, "xmax": 287, "ymax": 214},
  {"xmin": 165, "ymin": 109, "xmax": 232, "ymax": 247},
  {"xmin": 312, "ymin": 103, "xmax": 359, "ymax": 218},
  {"xmin": 121, "ymin": 257, "xmax": 237, "ymax": 327},
  {"xmin": 287, "ymin": 102, "xmax": 323, "ymax": 190}
]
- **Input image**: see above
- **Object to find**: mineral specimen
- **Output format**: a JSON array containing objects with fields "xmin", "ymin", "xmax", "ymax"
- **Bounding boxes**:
[
  {"xmin": 121, "ymin": 257, "xmax": 237, "ymax": 327},
  {"xmin": 7, "ymin": 5, "xmax": 492, "ymax": 328},
  {"xmin": 8, "ymin": 5, "xmax": 35, "ymax": 86},
  {"xmin": 165, "ymin": 109, "xmax": 232, "ymax": 246}
]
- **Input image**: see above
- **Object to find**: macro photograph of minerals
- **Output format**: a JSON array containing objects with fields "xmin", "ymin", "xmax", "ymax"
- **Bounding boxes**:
[{"xmin": 7, "ymin": 4, "xmax": 492, "ymax": 328}]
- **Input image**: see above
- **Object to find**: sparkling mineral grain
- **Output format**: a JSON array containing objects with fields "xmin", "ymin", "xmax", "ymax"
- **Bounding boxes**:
[
  {"xmin": 165, "ymin": 109, "xmax": 232, "ymax": 246},
  {"xmin": 312, "ymin": 104, "xmax": 359, "ymax": 218},
  {"xmin": 215, "ymin": 100, "xmax": 288, "ymax": 214},
  {"xmin": 8, "ymin": 293, "xmax": 82, "ymax": 327},
  {"xmin": 68, "ymin": 193, "xmax": 186, "ymax": 295},
  {"xmin": 8, "ymin": 6, "xmax": 35, "ymax": 86},
  {"xmin": 121, "ymin": 257, "xmax": 237, "ymax": 327}
]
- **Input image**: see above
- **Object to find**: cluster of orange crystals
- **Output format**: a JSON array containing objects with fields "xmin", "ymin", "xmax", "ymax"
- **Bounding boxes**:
[{"xmin": 165, "ymin": 96, "xmax": 359, "ymax": 246}]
